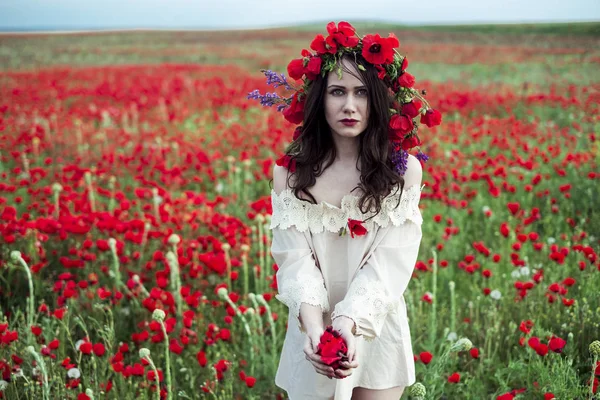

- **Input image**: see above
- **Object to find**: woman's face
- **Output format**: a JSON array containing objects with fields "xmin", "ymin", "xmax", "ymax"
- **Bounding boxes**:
[{"xmin": 324, "ymin": 58, "xmax": 369, "ymax": 140}]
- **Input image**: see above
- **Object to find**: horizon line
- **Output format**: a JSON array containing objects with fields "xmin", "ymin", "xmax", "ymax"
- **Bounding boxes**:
[{"xmin": 1, "ymin": 18, "xmax": 598, "ymax": 34}]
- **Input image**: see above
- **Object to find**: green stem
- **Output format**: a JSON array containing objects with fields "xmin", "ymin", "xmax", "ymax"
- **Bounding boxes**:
[
  {"xmin": 145, "ymin": 356, "xmax": 161, "ymax": 400},
  {"xmin": 160, "ymin": 323, "xmax": 173, "ymax": 400},
  {"xmin": 590, "ymin": 354, "xmax": 598, "ymax": 399},
  {"xmin": 429, "ymin": 249, "xmax": 438, "ymax": 350},
  {"xmin": 15, "ymin": 255, "xmax": 35, "ymax": 345},
  {"xmin": 27, "ymin": 346, "xmax": 49, "ymax": 400}
]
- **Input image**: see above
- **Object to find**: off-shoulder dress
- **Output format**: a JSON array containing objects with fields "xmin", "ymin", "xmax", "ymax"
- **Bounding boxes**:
[{"xmin": 269, "ymin": 182, "xmax": 424, "ymax": 400}]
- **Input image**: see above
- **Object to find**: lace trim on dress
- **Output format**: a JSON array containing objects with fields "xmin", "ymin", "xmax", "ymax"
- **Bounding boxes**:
[
  {"xmin": 330, "ymin": 272, "xmax": 399, "ymax": 342},
  {"xmin": 275, "ymin": 274, "xmax": 330, "ymax": 331},
  {"xmin": 270, "ymin": 183, "xmax": 424, "ymax": 234}
]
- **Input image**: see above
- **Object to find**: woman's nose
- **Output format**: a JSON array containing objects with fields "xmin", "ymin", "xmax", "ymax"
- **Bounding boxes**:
[{"xmin": 343, "ymin": 94, "xmax": 357, "ymax": 113}]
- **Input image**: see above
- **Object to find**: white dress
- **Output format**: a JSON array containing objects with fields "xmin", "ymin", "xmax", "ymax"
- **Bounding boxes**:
[{"xmin": 269, "ymin": 182, "xmax": 424, "ymax": 400}]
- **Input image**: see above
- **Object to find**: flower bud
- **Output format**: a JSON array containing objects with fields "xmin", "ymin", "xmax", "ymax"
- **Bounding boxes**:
[
  {"xmin": 589, "ymin": 340, "xmax": 600, "ymax": 356},
  {"xmin": 450, "ymin": 337, "xmax": 473, "ymax": 352},
  {"xmin": 240, "ymin": 244, "xmax": 250, "ymax": 253},
  {"xmin": 52, "ymin": 182, "xmax": 63, "ymax": 193},
  {"xmin": 152, "ymin": 309, "xmax": 166, "ymax": 322},
  {"xmin": 139, "ymin": 348, "xmax": 151, "ymax": 359},
  {"xmin": 108, "ymin": 238, "xmax": 117, "ymax": 249},
  {"xmin": 217, "ymin": 287, "xmax": 229, "ymax": 300},
  {"xmin": 168, "ymin": 234, "xmax": 181, "ymax": 245},
  {"xmin": 409, "ymin": 382, "xmax": 426, "ymax": 398},
  {"xmin": 10, "ymin": 251, "xmax": 21, "ymax": 262},
  {"xmin": 221, "ymin": 243, "xmax": 231, "ymax": 252}
]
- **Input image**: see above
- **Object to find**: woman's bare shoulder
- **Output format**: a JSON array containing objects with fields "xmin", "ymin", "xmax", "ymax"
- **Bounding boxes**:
[
  {"xmin": 404, "ymin": 154, "xmax": 423, "ymax": 188},
  {"xmin": 272, "ymin": 164, "xmax": 296, "ymax": 195}
]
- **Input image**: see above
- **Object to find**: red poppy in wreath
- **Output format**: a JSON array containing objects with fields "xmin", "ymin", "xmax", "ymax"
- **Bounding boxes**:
[{"xmin": 361, "ymin": 33, "xmax": 399, "ymax": 65}]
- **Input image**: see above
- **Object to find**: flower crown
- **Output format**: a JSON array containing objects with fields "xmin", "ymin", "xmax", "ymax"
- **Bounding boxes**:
[{"xmin": 248, "ymin": 21, "xmax": 442, "ymax": 176}]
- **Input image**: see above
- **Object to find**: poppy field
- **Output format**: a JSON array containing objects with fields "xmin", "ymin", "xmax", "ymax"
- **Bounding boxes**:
[{"xmin": 0, "ymin": 23, "xmax": 599, "ymax": 399}]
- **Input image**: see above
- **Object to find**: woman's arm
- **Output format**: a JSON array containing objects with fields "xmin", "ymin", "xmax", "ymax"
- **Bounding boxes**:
[{"xmin": 271, "ymin": 164, "xmax": 329, "ymax": 333}]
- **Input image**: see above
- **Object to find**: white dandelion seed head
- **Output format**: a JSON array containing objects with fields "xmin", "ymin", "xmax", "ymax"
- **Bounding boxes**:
[
  {"xmin": 67, "ymin": 368, "xmax": 81, "ymax": 379},
  {"xmin": 520, "ymin": 267, "xmax": 530, "ymax": 276},
  {"xmin": 490, "ymin": 289, "xmax": 502, "ymax": 300},
  {"xmin": 215, "ymin": 182, "xmax": 224, "ymax": 193},
  {"xmin": 75, "ymin": 340, "xmax": 85, "ymax": 351},
  {"xmin": 511, "ymin": 270, "xmax": 521, "ymax": 279},
  {"xmin": 547, "ymin": 237, "xmax": 556, "ymax": 244},
  {"xmin": 0, "ymin": 380, "xmax": 7, "ymax": 391},
  {"xmin": 447, "ymin": 331, "xmax": 458, "ymax": 341},
  {"xmin": 482, "ymin": 205, "xmax": 490, "ymax": 213}
]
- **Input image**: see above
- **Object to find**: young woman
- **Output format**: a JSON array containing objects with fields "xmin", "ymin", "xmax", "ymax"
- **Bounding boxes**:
[{"xmin": 256, "ymin": 21, "xmax": 439, "ymax": 400}]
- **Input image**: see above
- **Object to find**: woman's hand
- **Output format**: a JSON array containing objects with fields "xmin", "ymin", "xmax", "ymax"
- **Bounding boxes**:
[
  {"xmin": 303, "ymin": 327, "xmax": 337, "ymax": 379},
  {"xmin": 331, "ymin": 316, "xmax": 359, "ymax": 379}
]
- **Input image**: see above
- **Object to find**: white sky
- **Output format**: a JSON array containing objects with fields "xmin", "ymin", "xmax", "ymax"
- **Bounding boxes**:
[{"xmin": 0, "ymin": 0, "xmax": 598, "ymax": 30}]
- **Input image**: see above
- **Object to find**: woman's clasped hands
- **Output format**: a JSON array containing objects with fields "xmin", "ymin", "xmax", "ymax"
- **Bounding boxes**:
[{"xmin": 303, "ymin": 316, "xmax": 359, "ymax": 380}]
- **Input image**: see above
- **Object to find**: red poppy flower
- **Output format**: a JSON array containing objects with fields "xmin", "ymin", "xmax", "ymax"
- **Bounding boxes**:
[
  {"xmin": 374, "ymin": 65, "xmax": 387, "ymax": 80},
  {"xmin": 448, "ymin": 372, "xmax": 461, "ymax": 383},
  {"xmin": 420, "ymin": 109, "xmax": 442, "ymax": 127},
  {"xmin": 401, "ymin": 135, "xmax": 421, "ymax": 151},
  {"xmin": 347, "ymin": 219, "xmax": 367, "ymax": 238},
  {"xmin": 287, "ymin": 58, "xmax": 305, "ymax": 80},
  {"xmin": 310, "ymin": 34, "xmax": 336, "ymax": 55},
  {"xmin": 287, "ymin": 52, "xmax": 322, "ymax": 81},
  {"xmin": 275, "ymin": 155, "xmax": 296, "ymax": 173},
  {"xmin": 402, "ymin": 100, "xmax": 422, "ymax": 119},
  {"xmin": 316, "ymin": 326, "xmax": 348, "ymax": 371},
  {"xmin": 389, "ymin": 114, "xmax": 414, "ymax": 141},
  {"xmin": 293, "ymin": 126, "xmax": 303, "ymax": 141},
  {"xmin": 401, "ymin": 57, "xmax": 409, "ymax": 71},
  {"xmin": 548, "ymin": 336, "xmax": 566, "ymax": 353},
  {"xmin": 282, "ymin": 91, "xmax": 305, "ymax": 124},
  {"xmin": 361, "ymin": 33, "xmax": 399, "ymax": 65},
  {"xmin": 397, "ymin": 72, "xmax": 415, "ymax": 88},
  {"xmin": 419, "ymin": 351, "xmax": 433, "ymax": 364},
  {"xmin": 326, "ymin": 21, "xmax": 359, "ymax": 48}
]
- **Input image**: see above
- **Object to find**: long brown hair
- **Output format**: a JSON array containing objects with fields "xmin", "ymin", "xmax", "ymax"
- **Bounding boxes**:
[{"xmin": 278, "ymin": 53, "xmax": 405, "ymax": 219}]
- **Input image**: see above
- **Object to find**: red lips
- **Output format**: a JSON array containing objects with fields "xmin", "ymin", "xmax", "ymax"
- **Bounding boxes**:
[{"xmin": 341, "ymin": 118, "xmax": 358, "ymax": 126}]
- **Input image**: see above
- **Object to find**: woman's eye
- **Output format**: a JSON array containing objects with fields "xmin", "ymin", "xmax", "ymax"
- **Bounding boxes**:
[
  {"xmin": 331, "ymin": 89, "xmax": 344, "ymax": 96},
  {"xmin": 357, "ymin": 89, "xmax": 368, "ymax": 96}
]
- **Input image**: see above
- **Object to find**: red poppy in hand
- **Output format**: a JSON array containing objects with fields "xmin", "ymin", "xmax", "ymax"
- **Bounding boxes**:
[{"xmin": 317, "ymin": 326, "xmax": 349, "ymax": 372}]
